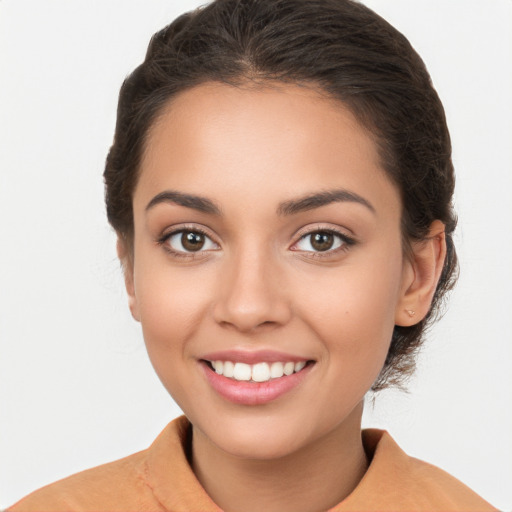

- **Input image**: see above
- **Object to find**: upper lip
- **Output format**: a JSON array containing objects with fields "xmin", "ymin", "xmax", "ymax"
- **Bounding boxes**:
[{"xmin": 200, "ymin": 349, "xmax": 312, "ymax": 365}]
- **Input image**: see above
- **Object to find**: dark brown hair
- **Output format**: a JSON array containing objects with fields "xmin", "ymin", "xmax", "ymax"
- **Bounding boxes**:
[{"xmin": 104, "ymin": 0, "xmax": 458, "ymax": 391}]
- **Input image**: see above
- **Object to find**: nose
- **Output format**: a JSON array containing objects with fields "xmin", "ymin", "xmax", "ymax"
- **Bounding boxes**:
[{"xmin": 212, "ymin": 245, "xmax": 292, "ymax": 333}]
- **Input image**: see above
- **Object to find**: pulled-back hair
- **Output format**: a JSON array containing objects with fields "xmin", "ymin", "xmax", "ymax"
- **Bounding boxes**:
[{"xmin": 104, "ymin": 0, "xmax": 458, "ymax": 391}]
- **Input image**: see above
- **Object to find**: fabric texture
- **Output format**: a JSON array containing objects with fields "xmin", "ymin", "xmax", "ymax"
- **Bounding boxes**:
[{"xmin": 9, "ymin": 416, "xmax": 496, "ymax": 512}]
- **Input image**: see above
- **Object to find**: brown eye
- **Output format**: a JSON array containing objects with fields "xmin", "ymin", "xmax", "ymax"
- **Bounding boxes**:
[
  {"xmin": 311, "ymin": 232, "xmax": 334, "ymax": 251},
  {"xmin": 293, "ymin": 230, "xmax": 350, "ymax": 254},
  {"xmin": 181, "ymin": 231, "xmax": 205, "ymax": 252},
  {"xmin": 166, "ymin": 229, "xmax": 218, "ymax": 254}
]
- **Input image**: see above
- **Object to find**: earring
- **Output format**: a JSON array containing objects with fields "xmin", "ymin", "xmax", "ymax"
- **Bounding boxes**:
[{"xmin": 406, "ymin": 309, "xmax": 416, "ymax": 317}]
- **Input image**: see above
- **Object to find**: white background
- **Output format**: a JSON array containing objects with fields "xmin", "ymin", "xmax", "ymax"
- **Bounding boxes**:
[{"xmin": 1, "ymin": 0, "xmax": 511, "ymax": 509}]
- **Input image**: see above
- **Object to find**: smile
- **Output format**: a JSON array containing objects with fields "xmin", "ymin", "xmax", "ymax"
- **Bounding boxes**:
[
  {"xmin": 207, "ymin": 360, "xmax": 308, "ymax": 382},
  {"xmin": 200, "ymin": 354, "xmax": 315, "ymax": 405}
]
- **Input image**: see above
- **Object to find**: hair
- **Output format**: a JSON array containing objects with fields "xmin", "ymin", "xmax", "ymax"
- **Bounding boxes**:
[{"xmin": 104, "ymin": 0, "xmax": 458, "ymax": 391}]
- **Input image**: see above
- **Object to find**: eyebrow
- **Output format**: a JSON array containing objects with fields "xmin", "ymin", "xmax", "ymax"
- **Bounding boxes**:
[
  {"xmin": 277, "ymin": 189, "xmax": 375, "ymax": 216},
  {"xmin": 145, "ymin": 188, "xmax": 375, "ymax": 217},
  {"xmin": 146, "ymin": 190, "xmax": 222, "ymax": 215}
]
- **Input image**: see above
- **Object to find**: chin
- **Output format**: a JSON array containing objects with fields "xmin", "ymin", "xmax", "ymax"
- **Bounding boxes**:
[
  {"xmin": 190, "ymin": 406, "xmax": 339, "ymax": 462},
  {"xmin": 210, "ymin": 425, "xmax": 310, "ymax": 460}
]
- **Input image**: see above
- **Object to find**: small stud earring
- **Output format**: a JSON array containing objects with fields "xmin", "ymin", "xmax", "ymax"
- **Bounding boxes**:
[{"xmin": 406, "ymin": 309, "xmax": 416, "ymax": 317}]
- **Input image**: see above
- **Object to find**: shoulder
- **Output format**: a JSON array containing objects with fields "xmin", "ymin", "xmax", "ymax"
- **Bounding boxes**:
[
  {"xmin": 7, "ymin": 449, "xmax": 161, "ymax": 512},
  {"xmin": 7, "ymin": 416, "xmax": 220, "ymax": 512},
  {"xmin": 7, "ymin": 416, "xmax": 192, "ymax": 512},
  {"xmin": 403, "ymin": 453, "xmax": 497, "ymax": 511},
  {"xmin": 333, "ymin": 429, "xmax": 498, "ymax": 512}
]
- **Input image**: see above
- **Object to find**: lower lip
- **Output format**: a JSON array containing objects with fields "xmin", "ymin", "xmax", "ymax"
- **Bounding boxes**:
[{"xmin": 200, "ymin": 362, "xmax": 313, "ymax": 405}]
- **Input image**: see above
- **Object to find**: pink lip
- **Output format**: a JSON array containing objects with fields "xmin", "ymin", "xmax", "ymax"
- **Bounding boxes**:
[
  {"xmin": 201, "ymin": 349, "xmax": 309, "ymax": 365},
  {"xmin": 199, "ymin": 360, "xmax": 314, "ymax": 406}
]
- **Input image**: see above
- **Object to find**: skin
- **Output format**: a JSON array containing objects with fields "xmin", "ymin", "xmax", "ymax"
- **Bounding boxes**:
[{"xmin": 120, "ymin": 82, "xmax": 446, "ymax": 512}]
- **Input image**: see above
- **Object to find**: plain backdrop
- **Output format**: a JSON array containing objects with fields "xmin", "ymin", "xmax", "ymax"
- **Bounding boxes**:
[{"xmin": 1, "ymin": 0, "xmax": 511, "ymax": 509}]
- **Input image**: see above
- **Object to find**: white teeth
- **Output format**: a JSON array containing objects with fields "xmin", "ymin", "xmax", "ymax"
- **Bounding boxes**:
[
  {"xmin": 233, "ymin": 362, "xmax": 252, "ymax": 381},
  {"xmin": 270, "ymin": 362, "xmax": 284, "ymax": 378},
  {"xmin": 251, "ymin": 362, "xmax": 270, "ymax": 382},
  {"xmin": 209, "ymin": 359, "xmax": 308, "ymax": 382},
  {"xmin": 294, "ymin": 361, "xmax": 306, "ymax": 372},
  {"xmin": 283, "ymin": 362, "xmax": 295, "ymax": 376},
  {"xmin": 223, "ymin": 360, "xmax": 235, "ymax": 378}
]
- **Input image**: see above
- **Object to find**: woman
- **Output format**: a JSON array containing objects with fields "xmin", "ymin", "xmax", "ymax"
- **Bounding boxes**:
[{"xmin": 3, "ymin": 0, "xmax": 506, "ymax": 510}]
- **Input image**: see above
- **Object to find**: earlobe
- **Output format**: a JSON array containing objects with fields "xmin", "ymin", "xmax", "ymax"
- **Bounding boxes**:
[
  {"xmin": 395, "ymin": 220, "xmax": 447, "ymax": 327},
  {"xmin": 116, "ymin": 237, "xmax": 141, "ymax": 322}
]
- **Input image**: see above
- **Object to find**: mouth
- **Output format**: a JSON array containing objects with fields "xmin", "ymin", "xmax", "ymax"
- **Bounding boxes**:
[
  {"xmin": 199, "ymin": 353, "xmax": 315, "ymax": 405},
  {"xmin": 203, "ymin": 359, "xmax": 313, "ymax": 383}
]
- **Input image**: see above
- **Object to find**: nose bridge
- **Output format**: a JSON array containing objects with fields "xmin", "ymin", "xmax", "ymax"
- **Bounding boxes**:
[{"xmin": 213, "ymin": 239, "xmax": 291, "ymax": 332}]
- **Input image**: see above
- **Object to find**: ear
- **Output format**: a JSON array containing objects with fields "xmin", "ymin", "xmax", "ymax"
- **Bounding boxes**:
[
  {"xmin": 116, "ymin": 237, "xmax": 140, "ymax": 322},
  {"xmin": 395, "ymin": 220, "xmax": 447, "ymax": 327}
]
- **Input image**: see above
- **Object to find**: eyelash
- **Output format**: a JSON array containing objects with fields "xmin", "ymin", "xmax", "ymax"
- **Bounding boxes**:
[
  {"xmin": 157, "ymin": 225, "xmax": 217, "ymax": 260},
  {"xmin": 156, "ymin": 225, "xmax": 356, "ymax": 260},
  {"xmin": 291, "ymin": 227, "xmax": 356, "ymax": 259}
]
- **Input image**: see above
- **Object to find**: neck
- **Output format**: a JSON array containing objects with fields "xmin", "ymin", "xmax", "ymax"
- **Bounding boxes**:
[{"xmin": 191, "ymin": 402, "xmax": 368, "ymax": 512}]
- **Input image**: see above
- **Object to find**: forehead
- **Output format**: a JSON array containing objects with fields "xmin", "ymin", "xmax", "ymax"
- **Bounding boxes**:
[
  {"xmin": 136, "ymin": 82, "xmax": 400, "ymax": 220},
  {"xmin": 144, "ymin": 82, "xmax": 376, "ymax": 167}
]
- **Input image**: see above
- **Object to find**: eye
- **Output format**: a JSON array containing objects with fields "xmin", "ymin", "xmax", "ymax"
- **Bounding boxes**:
[
  {"xmin": 165, "ymin": 229, "xmax": 219, "ymax": 253},
  {"xmin": 292, "ymin": 230, "xmax": 354, "ymax": 253}
]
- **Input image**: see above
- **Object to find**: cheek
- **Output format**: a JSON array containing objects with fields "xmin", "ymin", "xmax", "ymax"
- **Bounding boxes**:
[
  {"xmin": 134, "ymin": 260, "xmax": 215, "ymax": 357},
  {"xmin": 296, "ymin": 253, "xmax": 403, "ymax": 368},
  {"xmin": 133, "ymin": 261, "xmax": 218, "ymax": 408}
]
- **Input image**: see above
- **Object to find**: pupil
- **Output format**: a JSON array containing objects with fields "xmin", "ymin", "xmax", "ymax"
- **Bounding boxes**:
[
  {"xmin": 182, "ymin": 231, "xmax": 205, "ymax": 252},
  {"xmin": 311, "ymin": 232, "xmax": 333, "ymax": 251}
]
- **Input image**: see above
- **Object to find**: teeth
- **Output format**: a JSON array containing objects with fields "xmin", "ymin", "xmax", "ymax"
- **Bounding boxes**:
[
  {"xmin": 233, "ymin": 362, "xmax": 252, "ymax": 381},
  {"xmin": 209, "ymin": 359, "xmax": 308, "ymax": 382},
  {"xmin": 251, "ymin": 362, "xmax": 270, "ymax": 382},
  {"xmin": 283, "ymin": 362, "xmax": 294, "ymax": 376},
  {"xmin": 223, "ymin": 360, "xmax": 235, "ymax": 378},
  {"xmin": 294, "ymin": 361, "xmax": 306, "ymax": 372},
  {"xmin": 270, "ymin": 362, "xmax": 284, "ymax": 378}
]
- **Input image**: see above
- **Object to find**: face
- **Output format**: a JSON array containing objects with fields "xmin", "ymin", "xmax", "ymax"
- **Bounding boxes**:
[{"xmin": 127, "ymin": 82, "xmax": 413, "ymax": 459}]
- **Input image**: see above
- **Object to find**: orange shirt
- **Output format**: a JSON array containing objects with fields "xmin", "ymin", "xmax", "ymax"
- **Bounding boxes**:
[{"xmin": 9, "ymin": 416, "xmax": 496, "ymax": 512}]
